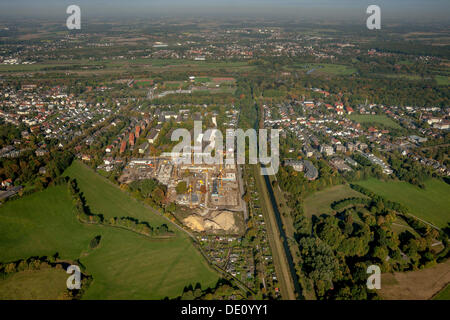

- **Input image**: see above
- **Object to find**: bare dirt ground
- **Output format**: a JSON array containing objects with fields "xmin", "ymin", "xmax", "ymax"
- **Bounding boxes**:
[
  {"xmin": 183, "ymin": 210, "xmax": 238, "ymax": 233},
  {"xmin": 380, "ymin": 259, "xmax": 450, "ymax": 300}
]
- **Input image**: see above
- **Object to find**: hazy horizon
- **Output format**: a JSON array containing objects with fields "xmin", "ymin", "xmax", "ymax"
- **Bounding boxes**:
[{"xmin": 0, "ymin": 0, "xmax": 449, "ymax": 24}]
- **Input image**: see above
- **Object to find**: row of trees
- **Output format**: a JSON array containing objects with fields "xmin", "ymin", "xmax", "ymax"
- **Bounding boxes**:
[
  {"xmin": 295, "ymin": 198, "xmax": 448, "ymax": 299},
  {"xmin": 0, "ymin": 255, "xmax": 92, "ymax": 300},
  {"xmin": 127, "ymin": 178, "xmax": 168, "ymax": 209},
  {"xmin": 176, "ymin": 279, "xmax": 247, "ymax": 300},
  {"xmin": 277, "ymin": 159, "xmax": 344, "ymax": 200},
  {"xmin": 349, "ymin": 184, "xmax": 409, "ymax": 214},
  {"xmin": 0, "ymin": 147, "xmax": 74, "ymax": 200},
  {"xmin": 386, "ymin": 151, "xmax": 433, "ymax": 188},
  {"xmin": 277, "ymin": 156, "xmax": 447, "ymax": 299},
  {"xmin": 255, "ymin": 65, "xmax": 449, "ymax": 107},
  {"xmin": 0, "ymin": 256, "xmax": 57, "ymax": 276},
  {"xmin": 68, "ymin": 178, "xmax": 172, "ymax": 237}
]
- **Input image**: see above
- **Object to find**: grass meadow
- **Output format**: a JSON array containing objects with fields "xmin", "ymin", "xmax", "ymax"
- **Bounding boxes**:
[
  {"xmin": 348, "ymin": 114, "xmax": 402, "ymax": 129},
  {"xmin": 0, "ymin": 162, "xmax": 219, "ymax": 299},
  {"xmin": 303, "ymin": 184, "xmax": 367, "ymax": 218},
  {"xmin": 356, "ymin": 178, "xmax": 450, "ymax": 228}
]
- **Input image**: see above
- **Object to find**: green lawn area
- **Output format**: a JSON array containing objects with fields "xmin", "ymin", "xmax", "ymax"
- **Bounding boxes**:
[
  {"xmin": 195, "ymin": 77, "xmax": 211, "ymax": 83},
  {"xmin": 64, "ymin": 161, "xmax": 165, "ymax": 223},
  {"xmin": 303, "ymin": 184, "xmax": 367, "ymax": 218},
  {"xmin": 0, "ymin": 163, "xmax": 219, "ymax": 299},
  {"xmin": 379, "ymin": 74, "xmax": 423, "ymax": 81},
  {"xmin": 291, "ymin": 63, "xmax": 357, "ymax": 76},
  {"xmin": 317, "ymin": 64, "xmax": 357, "ymax": 75},
  {"xmin": 391, "ymin": 216, "xmax": 421, "ymax": 237},
  {"xmin": 0, "ymin": 64, "xmax": 59, "ymax": 72},
  {"xmin": 163, "ymin": 81, "xmax": 189, "ymax": 90},
  {"xmin": 0, "ymin": 59, "xmax": 253, "ymax": 74},
  {"xmin": 356, "ymin": 178, "xmax": 450, "ymax": 228},
  {"xmin": 0, "ymin": 185, "xmax": 98, "ymax": 260},
  {"xmin": 435, "ymin": 75, "xmax": 450, "ymax": 86},
  {"xmin": 348, "ymin": 114, "xmax": 402, "ymax": 129},
  {"xmin": 129, "ymin": 59, "xmax": 248, "ymax": 68},
  {"xmin": 398, "ymin": 60, "xmax": 414, "ymax": 65},
  {"xmin": 0, "ymin": 268, "xmax": 69, "ymax": 300},
  {"xmin": 134, "ymin": 80, "xmax": 153, "ymax": 88},
  {"xmin": 433, "ymin": 284, "xmax": 450, "ymax": 300}
]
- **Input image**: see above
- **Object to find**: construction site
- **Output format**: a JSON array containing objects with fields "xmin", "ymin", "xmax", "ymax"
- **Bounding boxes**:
[{"xmin": 119, "ymin": 156, "xmax": 245, "ymax": 234}]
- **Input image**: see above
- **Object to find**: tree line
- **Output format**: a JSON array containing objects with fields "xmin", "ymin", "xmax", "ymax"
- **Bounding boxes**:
[{"xmin": 68, "ymin": 178, "xmax": 172, "ymax": 237}]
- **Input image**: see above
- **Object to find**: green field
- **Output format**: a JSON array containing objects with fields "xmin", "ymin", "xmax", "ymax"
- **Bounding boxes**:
[
  {"xmin": 435, "ymin": 75, "xmax": 450, "ymax": 86},
  {"xmin": 0, "ymin": 185, "xmax": 101, "ymax": 260},
  {"xmin": 348, "ymin": 114, "xmax": 402, "ymax": 129},
  {"xmin": 398, "ymin": 60, "xmax": 414, "ymax": 65},
  {"xmin": 163, "ymin": 81, "xmax": 189, "ymax": 90},
  {"xmin": 433, "ymin": 284, "xmax": 450, "ymax": 300},
  {"xmin": 0, "ymin": 162, "xmax": 219, "ymax": 299},
  {"xmin": 291, "ymin": 63, "xmax": 357, "ymax": 76},
  {"xmin": 303, "ymin": 184, "xmax": 367, "ymax": 218},
  {"xmin": 0, "ymin": 268, "xmax": 69, "ymax": 300},
  {"xmin": 0, "ymin": 59, "xmax": 253, "ymax": 74},
  {"xmin": 378, "ymin": 73, "xmax": 423, "ymax": 81},
  {"xmin": 391, "ymin": 216, "xmax": 421, "ymax": 237},
  {"xmin": 356, "ymin": 178, "xmax": 450, "ymax": 228},
  {"xmin": 64, "ymin": 161, "xmax": 165, "ymax": 222},
  {"xmin": 195, "ymin": 77, "xmax": 211, "ymax": 83},
  {"xmin": 134, "ymin": 80, "xmax": 153, "ymax": 88}
]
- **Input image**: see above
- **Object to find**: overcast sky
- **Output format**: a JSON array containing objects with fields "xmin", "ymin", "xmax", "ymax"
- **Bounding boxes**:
[{"xmin": 0, "ymin": 0, "xmax": 449, "ymax": 23}]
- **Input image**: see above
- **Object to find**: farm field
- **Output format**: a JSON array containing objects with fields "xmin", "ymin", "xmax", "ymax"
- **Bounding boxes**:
[
  {"xmin": 303, "ymin": 184, "xmax": 367, "ymax": 218},
  {"xmin": 0, "ymin": 165, "xmax": 219, "ymax": 299},
  {"xmin": 435, "ymin": 75, "xmax": 450, "ymax": 86},
  {"xmin": 380, "ymin": 259, "xmax": 450, "ymax": 300},
  {"xmin": 348, "ymin": 114, "xmax": 402, "ymax": 129},
  {"xmin": 163, "ymin": 81, "xmax": 189, "ymax": 90},
  {"xmin": 194, "ymin": 77, "xmax": 211, "ymax": 83},
  {"xmin": 0, "ymin": 268, "xmax": 69, "ymax": 300},
  {"xmin": 0, "ymin": 59, "xmax": 254, "ymax": 74},
  {"xmin": 134, "ymin": 79, "xmax": 154, "ymax": 88},
  {"xmin": 378, "ymin": 73, "xmax": 423, "ymax": 81},
  {"xmin": 356, "ymin": 178, "xmax": 450, "ymax": 228},
  {"xmin": 0, "ymin": 63, "xmax": 62, "ymax": 72},
  {"xmin": 291, "ymin": 63, "xmax": 357, "ymax": 76}
]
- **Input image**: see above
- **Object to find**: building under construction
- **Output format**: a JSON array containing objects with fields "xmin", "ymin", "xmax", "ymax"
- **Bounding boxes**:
[{"xmin": 119, "ymin": 156, "xmax": 243, "ymax": 212}]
